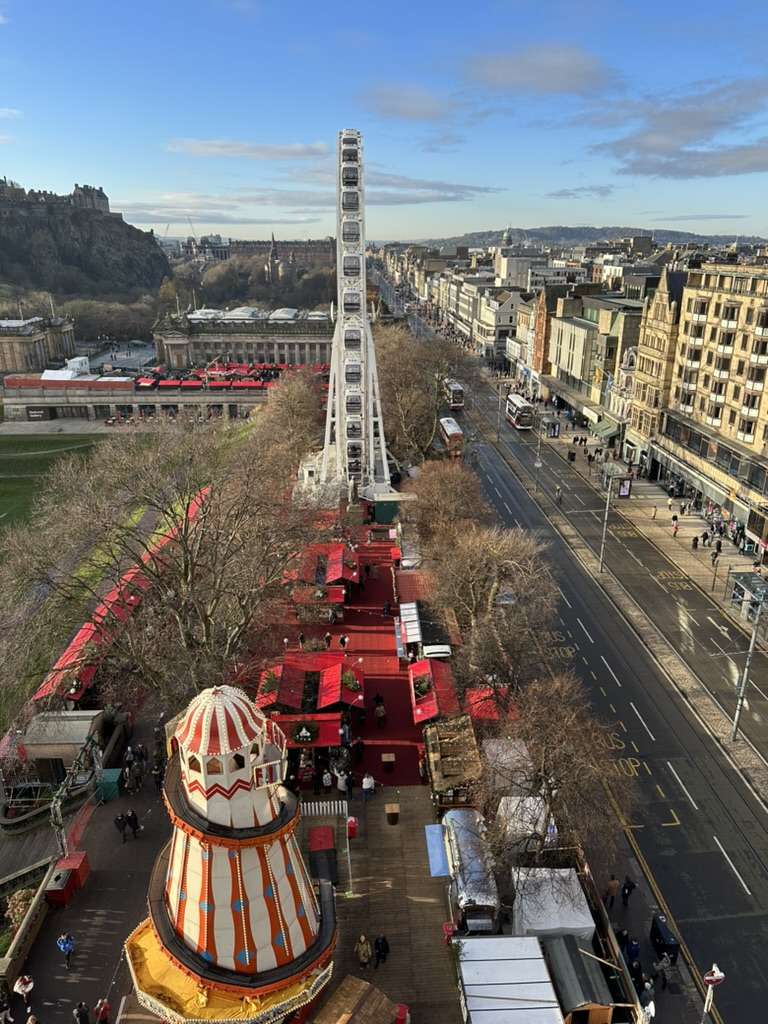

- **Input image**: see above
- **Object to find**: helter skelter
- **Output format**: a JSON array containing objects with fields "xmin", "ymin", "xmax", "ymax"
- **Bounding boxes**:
[{"xmin": 126, "ymin": 685, "xmax": 336, "ymax": 1023}]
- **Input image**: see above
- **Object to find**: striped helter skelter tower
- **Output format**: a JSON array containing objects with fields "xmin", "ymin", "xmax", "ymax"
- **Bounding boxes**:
[
  {"xmin": 126, "ymin": 686, "xmax": 336, "ymax": 1024},
  {"xmin": 320, "ymin": 128, "xmax": 391, "ymax": 497}
]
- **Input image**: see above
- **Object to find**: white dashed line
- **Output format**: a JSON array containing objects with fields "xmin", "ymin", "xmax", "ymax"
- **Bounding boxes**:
[
  {"xmin": 629, "ymin": 701, "xmax": 656, "ymax": 741},
  {"xmin": 628, "ymin": 551, "xmax": 643, "ymax": 566},
  {"xmin": 713, "ymin": 835, "xmax": 752, "ymax": 896},
  {"xmin": 666, "ymin": 762, "xmax": 699, "ymax": 811},
  {"xmin": 600, "ymin": 656, "xmax": 622, "ymax": 687},
  {"xmin": 503, "ymin": 502, "xmax": 512, "ymax": 515},
  {"xmin": 556, "ymin": 586, "xmax": 572, "ymax": 609},
  {"xmin": 576, "ymin": 618, "xmax": 594, "ymax": 643}
]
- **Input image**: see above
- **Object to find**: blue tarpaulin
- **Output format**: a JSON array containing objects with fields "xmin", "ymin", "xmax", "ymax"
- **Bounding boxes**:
[{"xmin": 425, "ymin": 824, "xmax": 449, "ymax": 877}]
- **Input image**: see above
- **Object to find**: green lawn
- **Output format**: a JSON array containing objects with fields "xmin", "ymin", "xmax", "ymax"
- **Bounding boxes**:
[{"xmin": 0, "ymin": 435, "xmax": 103, "ymax": 527}]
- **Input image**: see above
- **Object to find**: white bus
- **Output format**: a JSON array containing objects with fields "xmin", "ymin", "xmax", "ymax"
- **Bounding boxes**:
[
  {"xmin": 443, "ymin": 378, "xmax": 465, "ymax": 410},
  {"xmin": 505, "ymin": 393, "xmax": 535, "ymax": 430},
  {"xmin": 438, "ymin": 416, "xmax": 464, "ymax": 459}
]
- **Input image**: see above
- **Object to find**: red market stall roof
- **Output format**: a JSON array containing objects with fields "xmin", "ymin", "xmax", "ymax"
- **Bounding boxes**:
[
  {"xmin": 180, "ymin": 379, "xmax": 203, "ymax": 389},
  {"xmin": 408, "ymin": 659, "xmax": 459, "ymax": 725},
  {"xmin": 290, "ymin": 584, "xmax": 346, "ymax": 606},
  {"xmin": 298, "ymin": 543, "xmax": 359, "ymax": 585},
  {"xmin": 272, "ymin": 712, "xmax": 342, "ymax": 748},
  {"xmin": 136, "ymin": 377, "xmax": 157, "ymax": 388},
  {"xmin": 158, "ymin": 379, "xmax": 181, "ymax": 388},
  {"xmin": 463, "ymin": 687, "xmax": 516, "ymax": 721},
  {"xmin": 255, "ymin": 664, "xmax": 304, "ymax": 711},
  {"xmin": 317, "ymin": 662, "xmax": 365, "ymax": 709}
]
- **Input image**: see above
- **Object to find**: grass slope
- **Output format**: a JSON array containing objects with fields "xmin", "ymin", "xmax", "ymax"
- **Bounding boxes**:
[{"xmin": 0, "ymin": 435, "xmax": 103, "ymax": 527}]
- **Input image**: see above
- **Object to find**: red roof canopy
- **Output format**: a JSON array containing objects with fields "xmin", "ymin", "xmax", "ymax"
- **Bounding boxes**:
[
  {"xmin": 464, "ymin": 687, "xmax": 515, "ymax": 721},
  {"xmin": 272, "ymin": 712, "xmax": 342, "ymax": 748},
  {"xmin": 408, "ymin": 659, "xmax": 459, "ymax": 725},
  {"xmin": 317, "ymin": 662, "xmax": 365, "ymax": 709}
]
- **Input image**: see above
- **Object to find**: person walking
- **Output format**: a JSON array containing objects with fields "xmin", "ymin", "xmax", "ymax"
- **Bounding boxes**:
[
  {"xmin": 672, "ymin": 522, "xmax": 679, "ymax": 538},
  {"xmin": 322, "ymin": 769, "xmax": 333, "ymax": 794},
  {"xmin": 362, "ymin": 772, "xmax": 376, "ymax": 801},
  {"xmin": 339, "ymin": 634, "xmax": 349, "ymax": 651},
  {"xmin": 114, "ymin": 812, "xmax": 128, "ymax": 843},
  {"xmin": 123, "ymin": 745, "xmax": 135, "ymax": 768},
  {"xmin": 336, "ymin": 771, "xmax": 349, "ymax": 798},
  {"xmin": 94, "ymin": 1000, "xmax": 111, "ymax": 1024},
  {"xmin": 711, "ymin": 550, "xmax": 719, "ymax": 566},
  {"xmin": 354, "ymin": 934, "xmax": 373, "ymax": 970},
  {"xmin": 382, "ymin": 601, "xmax": 391, "ymax": 617},
  {"xmin": 73, "ymin": 1002, "xmax": 89, "ymax": 1024},
  {"xmin": 297, "ymin": 631, "xmax": 305, "ymax": 650},
  {"xmin": 715, "ymin": 538, "xmax": 722, "ymax": 555},
  {"xmin": 130, "ymin": 759, "xmax": 143, "ymax": 792},
  {"xmin": 702, "ymin": 530, "xmax": 710, "ymax": 546},
  {"xmin": 57, "ymin": 932, "xmax": 75, "ymax": 970},
  {"xmin": 374, "ymin": 934, "xmax": 390, "ymax": 969},
  {"xmin": 652, "ymin": 952, "xmax": 671, "ymax": 990},
  {"xmin": 323, "ymin": 631, "xmax": 332, "ymax": 650},
  {"xmin": 621, "ymin": 875, "xmax": 637, "ymax": 907},
  {"xmin": 151, "ymin": 761, "xmax": 164, "ymax": 794},
  {"xmin": 603, "ymin": 874, "xmax": 620, "ymax": 909},
  {"xmin": 667, "ymin": 497, "xmax": 673, "ymax": 512},
  {"xmin": 651, "ymin": 505, "xmax": 657, "ymax": 520},
  {"xmin": 13, "ymin": 975, "xmax": 33, "ymax": 1013},
  {"xmin": 126, "ymin": 809, "xmax": 141, "ymax": 839},
  {"xmin": 555, "ymin": 486, "xmax": 562, "ymax": 506},
  {"xmin": 374, "ymin": 701, "xmax": 387, "ymax": 729},
  {"xmin": 282, "ymin": 637, "xmax": 289, "ymax": 651}
]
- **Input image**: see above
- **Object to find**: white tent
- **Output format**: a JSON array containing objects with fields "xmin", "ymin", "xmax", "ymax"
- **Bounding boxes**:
[
  {"xmin": 511, "ymin": 868, "xmax": 595, "ymax": 942},
  {"xmin": 458, "ymin": 936, "xmax": 564, "ymax": 1023}
]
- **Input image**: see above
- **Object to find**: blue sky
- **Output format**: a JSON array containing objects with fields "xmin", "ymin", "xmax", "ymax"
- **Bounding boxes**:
[{"xmin": 2, "ymin": 0, "xmax": 768, "ymax": 241}]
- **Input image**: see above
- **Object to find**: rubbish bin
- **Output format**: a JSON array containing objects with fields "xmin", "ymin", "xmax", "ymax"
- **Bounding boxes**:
[
  {"xmin": 650, "ymin": 913, "xmax": 679, "ymax": 964},
  {"xmin": 385, "ymin": 803, "xmax": 400, "ymax": 826},
  {"xmin": 568, "ymin": 450, "xmax": 576, "ymax": 463},
  {"xmin": 347, "ymin": 816, "xmax": 358, "ymax": 840}
]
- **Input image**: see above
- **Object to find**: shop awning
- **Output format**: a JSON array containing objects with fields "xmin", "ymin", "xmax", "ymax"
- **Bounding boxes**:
[
  {"xmin": 400, "ymin": 601, "xmax": 422, "ymax": 645},
  {"xmin": 317, "ymin": 662, "xmax": 365, "ymax": 709},
  {"xmin": 464, "ymin": 687, "xmax": 515, "ymax": 721},
  {"xmin": 593, "ymin": 420, "xmax": 621, "ymax": 439},
  {"xmin": 255, "ymin": 664, "xmax": 304, "ymax": 710},
  {"xmin": 409, "ymin": 659, "xmax": 459, "ymax": 724}
]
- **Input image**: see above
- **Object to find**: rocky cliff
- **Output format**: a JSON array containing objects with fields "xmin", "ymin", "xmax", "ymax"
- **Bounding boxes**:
[{"xmin": 0, "ymin": 204, "xmax": 169, "ymax": 296}]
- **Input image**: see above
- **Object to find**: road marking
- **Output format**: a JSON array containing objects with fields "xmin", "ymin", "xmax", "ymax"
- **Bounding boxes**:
[
  {"xmin": 666, "ymin": 762, "xmax": 699, "ymax": 810},
  {"xmin": 600, "ymin": 686, "xmax": 607, "ymax": 696},
  {"xmin": 582, "ymin": 656, "xmax": 589, "ymax": 666},
  {"xmin": 573, "ymin": 493, "xmax": 585, "ymax": 505},
  {"xmin": 713, "ymin": 835, "xmax": 752, "ymax": 896},
  {"xmin": 556, "ymin": 586, "xmax": 572, "ymax": 609},
  {"xmin": 609, "ymin": 703, "xmax": 616, "ymax": 713},
  {"xmin": 619, "ymin": 720, "xmax": 627, "ymax": 733},
  {"xmin": 686, "ymin": 612, "xmax": 701, "ymax": 627},
  {"xmin": 710, "ymin": 638, "xmax": 726, "ymax": 655},
  {"xmin": 503, "ymin": 501, "xmax": 512, "ymax": 515},
  {"xmin": 600, "ymin": 656, "xmax": 622, "ymax": 688},
  {"xmin": 576, "ymin": 618, "xmax": 594, "ymax": 643},
  {"xmin": 644, "ymin": 761, "xmax": 652, "ymax": 775},
  {"xmin": 558, "ymin": 616, "xmax": 565, "ymax": 626},
  {"xmin": 494, "ymin": 486, "xmax": 502, "ymax": 497},
  {"xmin": 662, "ymin": 809, "xmax": 681, "ymax": 828},
  {"xmin": 707, "ymin": 616, "xmax": 731, "ymax": 639},
  {"xmin": 628, "ymin": 551, "xmax": 643, "ymax": 566},
  {"xmin": 590, "ymin": 671, "xmax": 597, "ymax": 681},
  {"xmin": 566, "ymin": 629, "xmax": 573, "ymax": 639},
  {"xmin": 631, "ymin": 740, "xmax": 639, "ymax": 753},
  {"xmin": 629, "ymin": 702, "xmax": 656, "ymax": 741},
  {"xmin": 514, "ymin": 518, "xmax": 522, "ymax": 528},
  {"xmin": 655, "ymin": 784, "xmax": 666, "ymax": 799},
  {"xmin": 750, "ymin": 678, "xmax": 768, "ymax": 702}
]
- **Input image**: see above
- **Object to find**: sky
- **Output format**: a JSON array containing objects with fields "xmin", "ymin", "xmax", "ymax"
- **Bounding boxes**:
[{"xmin": 2, "ymin": 0, "xmax": 768, "ymax": 242}]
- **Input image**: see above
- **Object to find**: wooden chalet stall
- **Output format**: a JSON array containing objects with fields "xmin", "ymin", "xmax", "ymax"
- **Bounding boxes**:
[
  {"xmin": 313, "ymin": 974, "xmax": 408, "ymax": 1023},
  {"xmin": 424, "ymin": 714, "xmax": 483, "ymax": 812},
  {"xmin": 408, "ymin": 658, "xmax": 459, "ymax": 724}
]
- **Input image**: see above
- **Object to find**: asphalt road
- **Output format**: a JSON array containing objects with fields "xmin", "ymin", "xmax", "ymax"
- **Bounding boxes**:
[
  {"xmin": 468, "ymin": 383, "xmax": 768, "ymax": 761},
  {"xmin": 474, "ymin": 438, "xmax": 768, "ymax": 1022}
]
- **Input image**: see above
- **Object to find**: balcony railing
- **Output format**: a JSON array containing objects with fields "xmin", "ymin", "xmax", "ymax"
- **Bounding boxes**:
[
  {"xmin": 684, "ymin": 358, "xmax": 701, "ymax": 369},
  {"xmin": 737, "ymin": 430, "xmax": 755, "ymax": 443},
  {"xmin": 745, "ymin": 378, "xmax": 764, "ymax": 392},
  {"xmin": 691, "ymin": 313, "xmax": 708, "ymax": 323},
  {"xmin": 713, "ymin": 368, "xmax": 730, "ymax": 379},
  {"xmin": 721, "ymin": 318, "xmax": 739, "ymax": 329},
  {"xmin": 715, "ymin": 342, "xmax": 734, "ymax": 355},
  {"xmin": 708, "ymin": 392, "xmax": 726, "ymax": 405},
  {"xmin": 740, "ymin": 404, "xmax": 760, "ymax": 419},
  {"xmin": 750, "ymin": 351, "xmax": 768, "ymax": 365},
  {"xmin": 705, "ymin": 414, "xmax": 722, "ymax": 426}
]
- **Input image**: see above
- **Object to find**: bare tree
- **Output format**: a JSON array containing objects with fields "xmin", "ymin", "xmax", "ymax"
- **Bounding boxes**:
[
  {"xmin": 375, "ymin": 325, "xmax": 457, "ymax": 463},
  {"xmin": 404, "ymin": 460, "xmax": 491, "ymax": 547}
]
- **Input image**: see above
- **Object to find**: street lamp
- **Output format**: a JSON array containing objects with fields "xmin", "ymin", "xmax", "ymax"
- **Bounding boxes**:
[
  {"xmin": 598, "ymin": 464, "xmax": 625, "ymax": 574},
  {"xmin": 730, "ymin": 596, "xmax": 764, "ymax": 742}
]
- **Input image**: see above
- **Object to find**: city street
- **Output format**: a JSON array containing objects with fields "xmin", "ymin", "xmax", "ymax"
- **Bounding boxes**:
[{"xmin": 471, "ymin": 434, "xmax": 768, "ymax": 1023}]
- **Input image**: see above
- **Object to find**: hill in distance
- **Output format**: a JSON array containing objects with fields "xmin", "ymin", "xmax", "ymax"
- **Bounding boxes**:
[{"xmin": 404, "ymin": 225, "xmax": 768, "ymax": 248}]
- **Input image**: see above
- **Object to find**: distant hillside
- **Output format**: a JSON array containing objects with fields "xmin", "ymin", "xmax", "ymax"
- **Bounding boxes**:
[
  {"xmin": 0, "ymin": 205, "xmax": 170, "ymax": 297},
  {"xmin": 408, "ymin": 225, "xmax": 768, "ymax": 248}
]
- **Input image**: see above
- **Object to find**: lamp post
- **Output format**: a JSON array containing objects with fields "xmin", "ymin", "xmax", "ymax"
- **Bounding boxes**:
[
  {"xmin": 730, "ymin": 597, "xmax": 764, "ymax": 742},
  {"xmin": 599, "ymin": 475, "xmax": 613, "ymax": 574}
]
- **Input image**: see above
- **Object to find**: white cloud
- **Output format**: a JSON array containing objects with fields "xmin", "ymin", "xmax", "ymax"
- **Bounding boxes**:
[
  {"xmin": 167, "ymin": 138, "xmax": 329, "ymax": 159},
  {"xmin": 0, "ymin": 108, "xmax": 21, "ymax": 119},
  {"xmin": 0, "ymin": 135, "xmax": 11, "ymax": 144},
  {"xmin": 0, "ymin": 14, "xmax": 8, "ymax": 25},
  {"xmin": 547, "ymin": 184, "xmax": 615, "ymax": 199},
  {"xmin": 468, "ymin": 44, "xmax": 617, "ymax": 96},
  {"xmin": 362, "ymin": 85, "xmax": 459, "ymax": 122}
]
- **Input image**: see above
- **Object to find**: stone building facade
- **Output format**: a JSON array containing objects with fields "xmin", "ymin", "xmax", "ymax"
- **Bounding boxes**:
[{"xmin": 0, "ymin": 316, "xmax": 76, "ymax": 373}]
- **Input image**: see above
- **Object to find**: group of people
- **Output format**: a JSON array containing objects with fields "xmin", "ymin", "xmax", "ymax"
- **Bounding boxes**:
[
  {"xmin": 353, "ymin": 933, "xmax": 390, "ymax": 970},
  {"xmin": 327, "ymin": 769, "xmax": 378, "ymax": 801},
  {"xmin": 113, "ymin": 808, "xmax": 142, "ymax": 843},
  {"xmin": 4, "ymin": 950, "xmax": 111, "ymax": 1024}
]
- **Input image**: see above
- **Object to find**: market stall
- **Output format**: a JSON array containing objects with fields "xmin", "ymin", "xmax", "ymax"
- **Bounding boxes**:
[
  {"xmin": 424, "ymin": 714, "xmax": 482, "ymax": 812},
  {"xmin": 408, "ymin": 659, "xmax": 459, "ymax": 724}
]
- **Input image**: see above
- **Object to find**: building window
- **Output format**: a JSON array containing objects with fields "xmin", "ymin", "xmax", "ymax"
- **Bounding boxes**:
[
  {"xmin": 737, "ymin": 360, "xmax": 745, "ymax": 374},
  {"xmin": 188, "ymin": 756, "xmax": 201, "ymax": 773},
  {"xmin": 207, "ymin": 757, "xmax": 223, "ymax": 775},
  {"xmin": 733, "ymin": 386, "xmax": 741, "ymax": 401},
  {"xmin": 729, "ymin": 410, "xmax": 736, "ymax": 425},
  {"xmin": 230, "ymin": 753, "xmax": 246, "ymax": 770}
]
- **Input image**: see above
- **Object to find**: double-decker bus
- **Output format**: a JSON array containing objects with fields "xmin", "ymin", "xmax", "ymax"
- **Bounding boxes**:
[
  {"xmin": 505, "ymin": 393, "xmax": 535, "ymax": 430},
  {"xmin": 438, "ymin": 417, "xmax": 464, "ymax": 459},
  {"xmin": 443, "ymin": 378, "xmax": 465, "ymax": 410}
]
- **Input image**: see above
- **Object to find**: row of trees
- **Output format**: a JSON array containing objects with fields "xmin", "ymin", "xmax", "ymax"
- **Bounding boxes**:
[{"xmin": 0, "ymin": 370, "xmax": 325, "ymax": 729}]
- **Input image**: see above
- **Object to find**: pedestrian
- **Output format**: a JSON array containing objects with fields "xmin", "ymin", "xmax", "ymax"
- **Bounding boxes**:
[
  {"xmin": 667, "ymin": 497, "xmax": 673, "ymax": 512},
  {"xmin": 603, "ymin": 874, "xmax": 620, "ymax": 909},
  {"xmin": 672, "ymin": 522, "xmax": 678, "ymax": 537},
  {"xmin": 73, "ymin": 1002, "xmax": 89, "ymax": 1024},
  {"xmin": 640, "ymin": 980, "xmax": 655, "ymax": 1008},
  {"xmin": 126, "ymin": 809, "xmax": 141, "ymax": 838},
  {"xmin": 374, "ymin": 933, "xmax": 390, "ymax": 968},
  {"xmin": 651, "ymin": 505, "xmax": 657, "ymax": 520},
  {"xmin": 114, "ymin": 812, "xmax": 128, "ymax": 843},
  {"xmin": 336, "ymin": 771, "xmax": 348, "ymax": 797},
  {"xmin": 354, "ymin": 934, "xmax": 373, "ymax": 970},
  {"xmin": 122, "ymin": 764, "xmax": 134, "ymax": 794},
  {"xmin": 364, "ymin": 563, "xmax": 371, "ymax": 577},
  {"xmin": 715, "ymin": 538, "xmax": 722, "ymax": 554},
  {"xmin": 283, "ymin": 636, "xmax": 289, "ymax": 651},
  {"xmin": 621, "ymin": 875, "xmax": 637, "ymax": 907},
  {"xmin": 298, "ymin": 631, "xmax": 305, "ymax": 650},
  {"xmin": 0, "ymin": 986, "xmax": 12, "ymax": 1024},
  {"xmin": 313, "ymin": 767, "xmax": 322, "ymax": 795},
  {"xmin": 374, "ymin": 701, "xmax": 387, "ymax": 729},
  {"xmin": 323, "ymin": 631, "xmax": 332, "ymax": 650},
  {"xmin": 628, "ymin": 951, "xmax": 642, "ymax": 982},
  {"xmin": 322, "ymin": 769, "xmax": 333, "ymax": 794},
  {"xmin": 362, "ymin": 772, "xmax": 376, "ymax": 801},
  {"xmin": 652, "ymin": 952, "xmax": 671, "ymax": 990},
  {"xmin": 124, "ymin": 745, "xmax": 135, "ymax": 767},
  {"xmin": 151, "ymin": 761, "xmax": 164, "ymax": 793},
  {"xmin": 702, "ymin": 530, "xmax": 709, "ymax": 546},
  {"xmin": 692, "ymin": 535, "xmax": 699, "ymax": 550},
  {"xmin": 14, "ymin": 976, "xmax": 33, "ymax": 1013},
  {"xmin": 134, "ymin": 743, "xmax": 148, "ymax": 764},
  {"xmin": 130, "ymin": 760, "xmax": 143, "ymax": 791},
  {"xmin": 382, "ymin": 601, "xmax": 391, "ymax": 617},
  {"xmin": 555, "ymin": 486, "xmax": 562, "ymax": 506},
  {"xmin": 339, "ymin": 634, "xmax": 349, "ymax": 651},
  {"xmin": 711, "ymin": 550, "xmax": 719, "ymax": 566},
  {"xmin": 57, "ymin": 932, "xmax": 75, "ymax": 970},
  {"xmin": 679, "ymin": 502, "xmax": 686, "ymax": 516},
  {"xmin": 615, "ymin": 928, "xmax": 629, "ymax": 954},
  {"xmin": 94, "ymin": 1000, "xmax": 111, "ymax": 1024}
]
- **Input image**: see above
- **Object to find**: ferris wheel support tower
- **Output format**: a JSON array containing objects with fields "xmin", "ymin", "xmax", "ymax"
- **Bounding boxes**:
[{"xmin": 320, "ymin": 129, "xmax": 391, "ymax": 497}]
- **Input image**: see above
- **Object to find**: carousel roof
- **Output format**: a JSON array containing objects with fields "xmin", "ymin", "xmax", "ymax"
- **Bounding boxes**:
[{"xmin": 175, "ymin": 685, "xmax": 265, "ymax": 756}]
